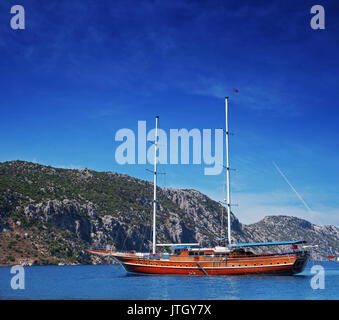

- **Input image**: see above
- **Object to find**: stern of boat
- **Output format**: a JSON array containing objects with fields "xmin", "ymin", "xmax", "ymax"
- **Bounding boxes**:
[{"xmin": 292, "ymin": 250, "xmax": 310, "ymax": 274}]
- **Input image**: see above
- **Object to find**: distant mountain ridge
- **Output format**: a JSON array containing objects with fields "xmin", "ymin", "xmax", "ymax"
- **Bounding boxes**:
[{"xmin": 0, "ymin": 160, "xmax": 338, "ymax": 265}]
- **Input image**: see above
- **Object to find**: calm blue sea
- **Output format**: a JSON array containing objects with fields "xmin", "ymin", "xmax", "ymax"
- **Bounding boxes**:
[{"xmin": 0, "ymin": 261, "xmax": 338, "ymax": 300}]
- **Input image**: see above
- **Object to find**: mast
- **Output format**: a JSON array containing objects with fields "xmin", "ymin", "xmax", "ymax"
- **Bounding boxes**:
[
  {"xmin": 152, "ymin": 116, "xmax": 159, "ymax": 254},
  {"xmin": 225, "ymin": 97, "xmax": 232, "ymax": 246}
]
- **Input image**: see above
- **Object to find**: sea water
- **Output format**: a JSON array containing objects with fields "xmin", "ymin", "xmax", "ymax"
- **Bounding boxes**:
[{"xmin": 0, "ymin": 261, "xmax": 338, "ymax": 300}]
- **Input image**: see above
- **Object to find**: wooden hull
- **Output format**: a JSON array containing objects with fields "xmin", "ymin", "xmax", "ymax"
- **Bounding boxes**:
[{"xmin": 108, "ymin": 251, "xmax": 309, "ymax": 276}]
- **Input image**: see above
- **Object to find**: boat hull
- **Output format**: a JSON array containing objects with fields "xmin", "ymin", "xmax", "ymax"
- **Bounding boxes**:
[{"xmin": 109, "ymin": 251, "xmax": 309, "ymax": 276}]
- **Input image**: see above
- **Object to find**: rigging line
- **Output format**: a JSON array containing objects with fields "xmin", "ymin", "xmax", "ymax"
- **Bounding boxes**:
[
  {"xmin": 138, "ymin": 205, "xmax": 153, "ymax": 252},
  {"xmin": 220, "ymin": 180, "xmax": 225, "ymax": 244},
  {"xmin": 121, "ymin": 225, "xmax": 129, "ymax": 251},
  {"xmin": 148, "ymin": 219, "xmax": 153, "ymax": 253},
  {"xmin": 272, "ymin": 161, "xmax": 313, "ymax": 213},
  {"xmin": 138, "ymin": 218, "xmax": 149, "ymax": 252},
  {"xmin": 112, "ymin": 221, "xmax": 121, "ymax": 250},
  {"xmin": 223, "ymin": 157, "xmax": 228, "ymax": 247}
]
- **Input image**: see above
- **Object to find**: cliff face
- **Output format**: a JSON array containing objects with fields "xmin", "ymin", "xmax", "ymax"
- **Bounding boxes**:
[
  {"xmin": 243, "ymin": 216, "xmax": 339, "ymax": 260},
  {"xmin": 0, "ymin": 160, "xmax": 338, "ymax": 265}
]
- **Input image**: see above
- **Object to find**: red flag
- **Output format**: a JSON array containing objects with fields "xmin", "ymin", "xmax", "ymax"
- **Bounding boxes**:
[
  {"xmin": 291, "ymin": 244, "xmax": 298, "ymax": 250},
  {"xmin": 328, "ymin": 255, "xmax": 335, "ymax": 259},
  {"xmin": 233, "ymin": 88, "xmax": 239, "ymax": 93}
]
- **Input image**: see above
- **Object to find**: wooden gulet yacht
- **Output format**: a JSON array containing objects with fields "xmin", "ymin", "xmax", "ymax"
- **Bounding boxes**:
[{"xmin": 89, "ymin": 98, "xmax": 309, "ymax": 275}]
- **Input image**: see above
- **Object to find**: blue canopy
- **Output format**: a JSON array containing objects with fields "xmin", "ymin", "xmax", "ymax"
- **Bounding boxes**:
[
  {"xmin": 170, "ymin": 245, "xmax": 197, "ymax": 249},
  {"xmin": 230, "ymin": 240, "xmax": 306, "ymax": 247}
]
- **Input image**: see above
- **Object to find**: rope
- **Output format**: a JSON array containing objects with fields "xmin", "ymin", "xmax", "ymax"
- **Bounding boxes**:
[
  {"xmin": 121, "ymin": 223, "xmax": 132, "ymax": 252},
  {"xmin": 138, "ymin": 211, "xmax": 150, "ymax": 252},
  {"xmin": 112, "ymin": 219, "xmax": 122, "ymax": 250}
]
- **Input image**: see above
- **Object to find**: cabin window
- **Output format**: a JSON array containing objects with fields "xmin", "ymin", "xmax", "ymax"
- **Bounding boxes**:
[
  {"xmin": 180, "ymin": 264, "xmax": 182, "ymax": 267},
  {"xmin": 191, "ymin": 265, "xmax": 194, "ymax": 267},
  {"xmin": 199, "ymin": 252, "xmax": 205, "ymax": 256},
  {"xmin": 189, "ymin": 252, "xmax": 194, "ymax": 256},
  {"xmin": 186, "ymin": 264, "xmax": 188, "ymax": 267}
]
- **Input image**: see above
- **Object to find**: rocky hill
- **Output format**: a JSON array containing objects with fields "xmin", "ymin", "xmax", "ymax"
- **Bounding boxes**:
[{"xmin": 0, "ymin": 160, "xmax": 338, "ymax": 265}]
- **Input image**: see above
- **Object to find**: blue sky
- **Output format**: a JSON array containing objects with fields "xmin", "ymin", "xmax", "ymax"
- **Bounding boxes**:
[{"xmin": 1, "ymin": 0, "xmax": 339, "ymax": 226}]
